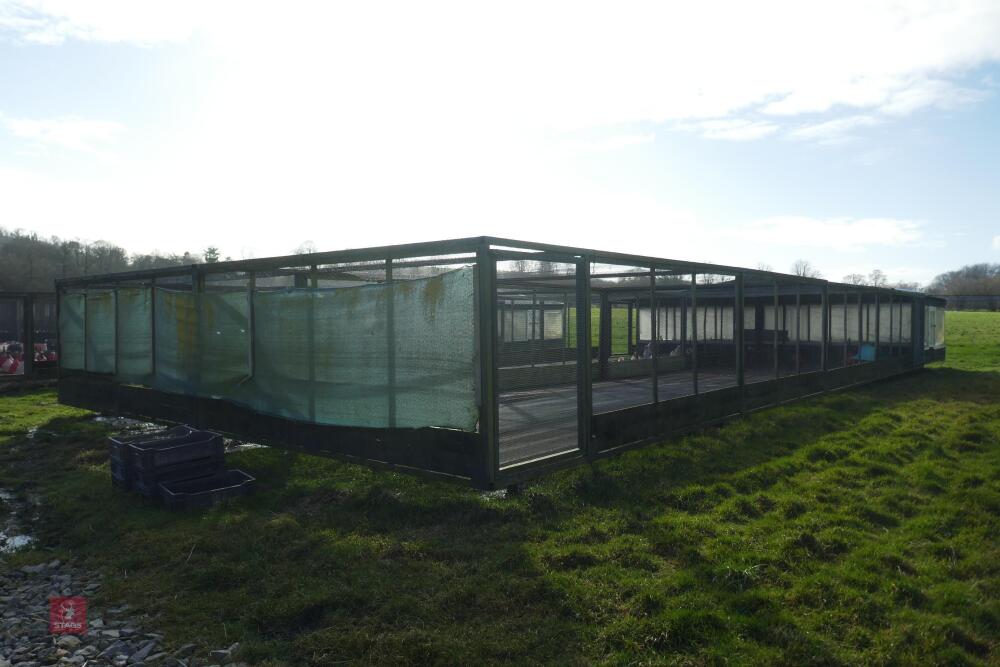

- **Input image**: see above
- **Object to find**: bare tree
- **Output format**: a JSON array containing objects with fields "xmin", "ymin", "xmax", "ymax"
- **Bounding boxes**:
[
  {"xmin": 868, "ymin": 269, "xmax": 887, "ymax": 287},
  {"xmin": 294, "ymin": 241, "xmax": 318, "ymax": 255},
  {"xmin": 792, "ymin": 259, "xmax": 822, "ymax": 278},
  {"xmin": 842, "ymin": 273, "xmax": 867, "ymax": 285},
  {"xmin": 756, "ymin": 262, "xmax": 773, "ymax": 272}
]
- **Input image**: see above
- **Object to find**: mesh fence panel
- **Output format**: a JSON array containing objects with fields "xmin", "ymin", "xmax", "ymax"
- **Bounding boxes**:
[
  {"xmin": 85, "ymin": 291, "xmax": 116, "ymax": 374},
  {"xmin": 59, "ymin": 267, "xmax": 477, "ymax": 432},
  {"xmin": 117, "ymin": 287, "xmax": 153, "ymax": 382},
  {"xmin": 59, "ymin": 292, "xmax": 85, "ymax": 370},
  {"xmin": 201, "ymin": 290, "xmax": 250, "ymax": 394}
]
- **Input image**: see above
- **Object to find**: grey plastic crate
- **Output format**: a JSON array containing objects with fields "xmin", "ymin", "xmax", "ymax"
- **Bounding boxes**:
[
  {"xmin": 158, "ymin": 469, "xmax": 256, "ymax": 510},
  {"xmin": 132, "ymin": 454, "xmax": 225, "ymax": 498}
]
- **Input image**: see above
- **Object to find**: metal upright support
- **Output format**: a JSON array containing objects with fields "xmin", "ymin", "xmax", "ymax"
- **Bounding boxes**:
[
  {"xmin": 577, "ymin": 259, "xmax": 593, "ymax": 456},
  {"xmin": 55, "ymin": 289, "xmax": 61, "ymax": 380},
  {"xmin": 820, "ymin": 283, "xmax": 829, "ymax": 372},
  {"xmin": 650, "ymin": 269, "xmax": 658, "ymax": 403},
  {"xmin": 874, "ymin": 292, "xmax": 881, "ymax": 361},
  {"xmin": 598, "ymin": 291, "xmax": 610, "ymax": 379},
  {"xmin": 247, "ymin": 272, "xmax": 256, "ymax": 378},
  {"xmin": 82, "ymin": 291, "xmax": 88, "ymax": 373},
  {"xmin": 626, "ymin": 302, "xmax": 634, "ymax": 356},
  {"xmin": 22, "ymin": 295, "xmax": 34, "ymax": 378},
  {"xmin": 386, "ymin": 259, "xmax": 396, "ymax": 427},
  {"xmin": 192, "ymin": 269, "xmax": 205, "ymax": 404},
  {"xmin": 691, "ymin": 274, "xmax": 699, "ymax": 395},
  {"xmin": 150, "ymin": 278, "xmax": 157, "ymax": 377},
  {"xmin": 532, "ymin": 290, "xmax": 539, "ymax": 369},
  {"xmin": 735, "ymin": 273, "xmax": 745, "ymax": 387},
  {"xmin": 476, "ymin": 243, "xmax": 499, "ymax": 485},
  {"xmin": 795, "ymin": 286, "xmax": 801, "ymax": 375},
  {"xmin": 857, "ymin": 290, "xmax": 863, "ymax": 363},
  {"xmin": 112, "ymin": 288, "xmax": 119, "ymax": 376},
  {"xmin": 307, "ymin": 264, "xmax": 317, "ymax": 423},
  {"xmin": 888, "ymin": 292, "xmax": 895, "ymax": 357},
  {"xmin": 773, "ymin": 281, "xmax": 779, "ymax": 380},
  {"xmin": 843, "ymin": 291, "xmax": 849, "ymax": 367}
]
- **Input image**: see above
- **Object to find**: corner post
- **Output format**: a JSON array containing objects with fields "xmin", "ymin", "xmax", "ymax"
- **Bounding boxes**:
[
  {"xmin": 475, "ymin": 242, "xmax": 499, "ymax": 486},
  {"xmin": 577, "ymin": 257, "xmax": 593, "ymax": 457},
  {"xmin": 386, "ymin": 259, "xmax": 397, "ymax": 428},
  {"xmin": 735, "ymin": 273, "xmax": 745, "ymax": 388}
]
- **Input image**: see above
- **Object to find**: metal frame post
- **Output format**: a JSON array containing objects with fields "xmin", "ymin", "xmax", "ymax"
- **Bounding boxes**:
[
  {"xmin": 150, "ymin": 278, "xmax": 157, "ymax": 378},
  {"xmin": 650, "ymin": 269, "xmax": 658, "ymax": 403},
  {"xmin": 842, "ymin": 291, "xmax": 849, "ymax": 367},
  {"xmin": 691, "ymin": 274, "xmax": 699, "ymax": 395},
  {"xmin": 113, "ymin": 288, "xmax": 119, "ymax": 376},
  {"xmin": 874, "ymin": 292, "xmax": 881, "ymax": 361},
  {"xmin": 795, "ymin": 286, "xmax": 801, "ymax": 375},
  {"xmin": 577, "ymin": 258, "xmax": 593, "ymax": 457},
  {"xmin": 22, "ymin": 295, "xmax": 34, "ymax": 378},
  {"xmin": 247, "ymin": 272, "xmax": 256, "ymax": 378},
  {"xmin": 773, "ymin": 280, "xmax": 779, "ymax": 380},
  {"xmin": 888, "ymin": 292, "xmax": 895, "ymax": 357},
  {"xmin": 735, "ymin": 273, "xmax": 745, "ymax": 387},
  {"xmin": 820, "ymin": 283, "xmax": 829, "ymax": 372},
  {"xmin": 857, "ymin": 289, "xmax": 863, "ymax": 363},
  {"xmin": 386, "ymin": 259, "xmax": 396, "ymax": 427},
  {"xmin": 475, "ymin": 244, "xmax": 499, "ymax": 485}
]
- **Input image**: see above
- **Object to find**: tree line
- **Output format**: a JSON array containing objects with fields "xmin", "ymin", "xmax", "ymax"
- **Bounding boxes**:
[{"xmin": 0, "ymin": 228, "xmax": 213, "ymax": 292}]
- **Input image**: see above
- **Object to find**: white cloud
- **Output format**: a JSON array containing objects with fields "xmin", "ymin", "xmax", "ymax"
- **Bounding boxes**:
[
  {"xmin": 2, "ymin": 2, "xmax": 999, "ymax": 132},
  {"xmin": 679, "ymin": 119, "xmax": 779, "ymax": 141},
  {"xmin": 1, "ymin": 113, "xmax": 124, "ymax": 151},
  {"xmin": 787, "ymin": 115, "xmax": 882, "ymax": 144},
  {"xmin": 742, "ymin": 216, "xmax": 924, "ymax": 252},
  {"xmin": 0, "ymin": 0, "xmax": 202, "ymax": 44},
  {"xmin": 566, "ymin": 133, "xmax": 655, "ymax": 151},
  {"xmin": 993, "ymin": 235, "xmax": 1000, "ymax": 250}
]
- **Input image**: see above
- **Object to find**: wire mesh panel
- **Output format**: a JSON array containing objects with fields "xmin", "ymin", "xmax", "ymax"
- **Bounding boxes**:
[
  {"xmin": 496, "ymin": 259, "xmax": 579, "ymax": 467},
  {"xmin": 59, "ymin": 263, "xmax": 478, "ymax": 433},
  {"xmin": 58, "ymin": 292, "xmax": 85, "ymax": 370},
  {"xmin": 0, "ymin": 297, "xmax": 24, "ymax": 376},
  {"xmin": 85, "ymin": 290, "xmax": 116, "ymax": 374},
  {"xmin": 692, "ymin": 274, "xmax": 739, "ymax": 390},
  {"xmin": 116, "ymin": 286, "xmax": 153, "ymax": 382},
  {"xmin": 592, "ymin": 263, "xmax": 654, "ymax": 412}
]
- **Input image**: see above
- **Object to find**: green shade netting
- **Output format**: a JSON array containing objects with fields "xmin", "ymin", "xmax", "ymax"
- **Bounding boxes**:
[
  {"xmin": 116, "ymin": 287, "xmax": 153, "ymax": 382},
  {"xmin": 58, "ymin": 292, "xmax": 85, "ymax": 370},
  {"xmin": 84, "ymin": 291, "xmax": 116, "ymax": 373},
  {"xmin": 60, "ymin": 267, "xmax": 478, "ymax": 432}
]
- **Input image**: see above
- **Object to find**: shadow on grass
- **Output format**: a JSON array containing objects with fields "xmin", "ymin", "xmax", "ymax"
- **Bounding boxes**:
[{"xmin": 3, "ymin": 365, "xmax": 997, "ymax": 665}]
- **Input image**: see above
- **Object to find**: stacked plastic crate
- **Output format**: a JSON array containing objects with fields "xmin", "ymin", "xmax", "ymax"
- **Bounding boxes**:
[{"xmin": 109, "ymin": 425, "xmax": 255, "ymax": 510}]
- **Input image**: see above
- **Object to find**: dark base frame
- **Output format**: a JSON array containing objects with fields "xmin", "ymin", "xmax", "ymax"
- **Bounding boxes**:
[{"xmin": 59, "ymin": 373, "xmax": 483, "ymax": 486}]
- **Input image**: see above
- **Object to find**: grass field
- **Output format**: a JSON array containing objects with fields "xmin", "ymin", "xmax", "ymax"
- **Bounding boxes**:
[{"xmin": 1, "ymin": 312, "xmax": 998, "ymax": 665}]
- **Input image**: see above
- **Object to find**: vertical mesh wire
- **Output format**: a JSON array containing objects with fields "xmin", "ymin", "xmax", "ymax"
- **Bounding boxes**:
[
  {"xmin": 117, "ymin": 287, "xmax": 153, "ymax": 382},
  {"xmin": 58, "ymin": 292, "xmax": 85, "ymax": 370},
  {"xmin": 63, "ymin": 266, "xmax": 478, "ymax": 432},
  {"xmin": 84, "ymin": 291, "xmax": 116, "ymax": 374}
]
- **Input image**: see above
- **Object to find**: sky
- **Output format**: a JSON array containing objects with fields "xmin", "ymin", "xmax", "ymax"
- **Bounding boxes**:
[{"xmin": 1, "ymin": 1, "xmax": 999, "ymax": 285}]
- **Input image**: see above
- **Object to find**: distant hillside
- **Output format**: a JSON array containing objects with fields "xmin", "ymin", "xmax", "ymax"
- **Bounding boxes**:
[
  {"xmin": 928, "ymin": 263, "xmax": 1000, "ymax": 295},
  {"xmin": 0, "ymin": 228, "xmax": 203, "ymax": 292}
]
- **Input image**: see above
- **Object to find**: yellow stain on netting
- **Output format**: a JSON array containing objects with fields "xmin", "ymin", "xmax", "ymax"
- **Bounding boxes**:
[
  {"xmin": 421, "ymin": 273, "xmax": 446, "ymax": 321},
  {"xmin": 159, "ymin": 290, "xmax": 198, "ymax": 370}
]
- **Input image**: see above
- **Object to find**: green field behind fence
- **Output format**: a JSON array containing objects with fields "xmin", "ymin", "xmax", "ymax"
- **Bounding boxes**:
[{"xmin": 0, "ymin": 311, "xmax": 998, "ymax": 665}]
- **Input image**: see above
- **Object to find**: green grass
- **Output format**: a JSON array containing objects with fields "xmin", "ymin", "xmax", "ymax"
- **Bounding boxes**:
[{"xmin": 2, "ymin": 312, "xmax": 999, "ymax": 665}]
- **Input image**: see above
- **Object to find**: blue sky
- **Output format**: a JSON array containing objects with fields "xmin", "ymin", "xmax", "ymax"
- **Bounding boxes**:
[{"xmin": 1, "ymin": 1, "xmax": 999, "ymax": 285}]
